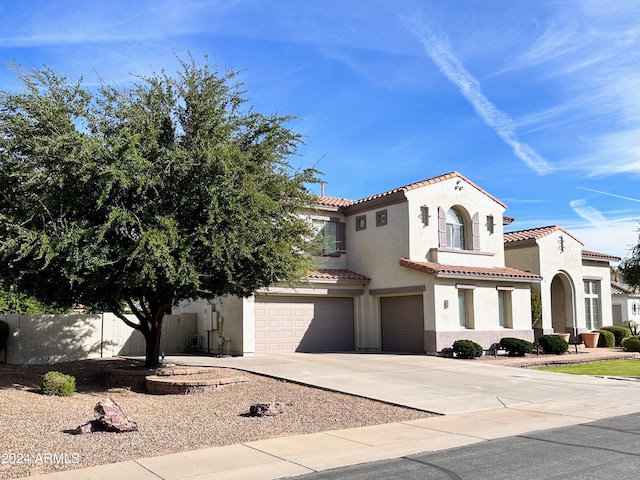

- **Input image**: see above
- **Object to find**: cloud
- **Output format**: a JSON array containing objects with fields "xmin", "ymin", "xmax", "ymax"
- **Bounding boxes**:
[
  {"xmin": 403, "ymin": 17, "xmax": 554, "ymax": 175},
  {"xmin": 569, "ymin": 199, "xmax": 608, "ymax": 227},
  {"xmin": 578, "ymin": 187, "xmax": 640, "ymax": 203}
]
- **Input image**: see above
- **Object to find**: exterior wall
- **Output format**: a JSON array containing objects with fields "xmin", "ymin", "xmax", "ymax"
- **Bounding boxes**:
[
  {"xmin": 582, "ymin": 260, "xmax": 615, "ymax": 329},
  {"xmin": 404, "ymin": 177, "xmax": 507, "ymax": 268},
  {"xmin": 0, "ymin": 313, "xmax": 196, "ymax": 364},
  {"xmin": 173, "ymin": 295, "xmax": 247, "ymax": 356},
  {"xmin": 612, "ymin": 295, "xmax": 640, "ymax": 327},
  {"xmin": 426, "ymin": 280, "xmax": 533, "ymax": 353},
  {"xmin": 345, "ymin": 201, "xmax": 410, "ymax": 287}
]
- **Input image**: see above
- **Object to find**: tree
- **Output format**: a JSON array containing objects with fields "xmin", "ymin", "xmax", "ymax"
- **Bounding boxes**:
[
  {"xmin": 0, "ymin": 59, "xmax": 318, "ymax": 367},
  {"xmin": 620, "ymin": 232, "xmax": 640, "ymax": 287}
]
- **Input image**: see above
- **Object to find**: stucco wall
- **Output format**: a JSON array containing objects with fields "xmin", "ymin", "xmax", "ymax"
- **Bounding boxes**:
[
  {"xmin": 345, "ymin": 201, "xmax": 410, "ymax": 286},
  {"xmin": 404, "ymin": 177, "xmax": 507, "ymax": 268},
  {"xmin": 582, "ymin": 260, "xmax": 614, "ymax": 329},
  {"xmin": 173, "ymin": 296, "xmax": 247, "ymax": 356}
]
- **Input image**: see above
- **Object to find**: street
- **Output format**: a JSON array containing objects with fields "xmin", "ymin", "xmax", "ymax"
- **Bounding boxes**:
[{"xmin": 287, "ymin": 412, "xmax": 640, "ymax": 479}]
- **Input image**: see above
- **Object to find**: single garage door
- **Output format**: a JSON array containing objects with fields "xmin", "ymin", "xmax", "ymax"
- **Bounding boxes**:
[
  {"xmin": 380, "ymin": 295, "xmax": 424, "ymax": 353},
  {"xmin": 254, "ymin": 296, "xmax": 354, "ymax": 353}
]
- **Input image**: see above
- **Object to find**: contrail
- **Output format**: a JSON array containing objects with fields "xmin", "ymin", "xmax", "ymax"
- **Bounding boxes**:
[
  {"xmin": 578, "ymin": 186, "xmax": 640, "ymax": 203},
  {"xmin": 404, "ymin": 17, "xmax": 553, "ymax": 175}
]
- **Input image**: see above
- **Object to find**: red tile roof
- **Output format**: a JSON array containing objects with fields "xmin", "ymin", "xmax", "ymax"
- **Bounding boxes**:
[
  {"xmin": 316, "ymin": 196, "xmax": 354, "ymax": 208},
  {"xmin": 349, "ymin": 171, "xmax": 507, "ymax": 208},
  {"xmin": 581, "ymin": 250, "xmax": 621, "ymax": 262},
  {"xmin": 504, "ymin": 225, "xmax": 584, "ymax": 246},
  {"xmin": 611, "ymin": 281, "xmax": 640, "ymax": 295},
  {"xmin": 308, "ymin": 269, "xmax": 370, "ymax": 283},
  {"xmin": 315, "ymin": 172, "xmax": 507, "ymax": 210},
  {"xmin": 400, "ymin": 258, "xmax": 541, "ymax": 282}
]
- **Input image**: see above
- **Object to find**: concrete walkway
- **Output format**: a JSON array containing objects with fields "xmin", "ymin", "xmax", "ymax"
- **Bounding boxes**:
[{"xmin": 29, "ymin": 353, "xmax": 640, "ymax": 480}]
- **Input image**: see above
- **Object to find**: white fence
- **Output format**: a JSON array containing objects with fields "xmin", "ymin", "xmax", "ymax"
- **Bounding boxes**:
[{"xmin": 0, "ymin": 312, "xmax": 197, "ymax": 364}]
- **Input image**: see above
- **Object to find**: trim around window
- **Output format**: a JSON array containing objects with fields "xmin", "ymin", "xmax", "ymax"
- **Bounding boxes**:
[{"xmin": 376, "ymin": 209, "xmax": 387, "ymax": 227}]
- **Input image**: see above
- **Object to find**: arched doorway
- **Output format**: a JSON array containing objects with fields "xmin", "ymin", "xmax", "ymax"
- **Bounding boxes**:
[{"xmin": 551, "ymin": 273, "xmax": 575, "ymax": 333}]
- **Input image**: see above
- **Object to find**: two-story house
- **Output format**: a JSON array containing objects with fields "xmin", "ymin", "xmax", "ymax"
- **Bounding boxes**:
[{"xmin": 175, "ymin": 171, "xmax": 618, "ymax": 355}]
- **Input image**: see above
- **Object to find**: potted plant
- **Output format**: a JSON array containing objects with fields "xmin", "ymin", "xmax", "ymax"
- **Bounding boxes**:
[{"xmin": 580, "ymin": 331, "xmax": 600, "ymax": 348}]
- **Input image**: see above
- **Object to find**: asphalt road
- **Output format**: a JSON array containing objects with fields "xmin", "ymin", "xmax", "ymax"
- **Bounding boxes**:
[{"xmin": 286, "ymin": 412, "xmax": 640, "ymax": 480}]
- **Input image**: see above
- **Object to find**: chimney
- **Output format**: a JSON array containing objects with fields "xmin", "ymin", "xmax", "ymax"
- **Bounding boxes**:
[{"xmin": 321, "ymin": 182, "xmax": 326, "ymax": 197}]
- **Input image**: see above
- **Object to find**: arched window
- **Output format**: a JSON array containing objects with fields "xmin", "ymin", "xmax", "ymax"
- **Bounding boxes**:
[{"xmin": 446, "ymin": 208, "xmax": 465, "ymax": 250}]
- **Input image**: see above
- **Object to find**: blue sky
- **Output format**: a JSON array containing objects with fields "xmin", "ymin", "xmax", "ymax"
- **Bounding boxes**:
[{"xmin": 1, "ymin": 0, "xmax": 639, "ymax": 261}]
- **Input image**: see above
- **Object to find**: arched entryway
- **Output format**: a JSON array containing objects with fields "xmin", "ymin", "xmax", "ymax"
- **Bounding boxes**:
[{"xmin": 551, "ymin": 272, "xmax": 575, "ymax": 333}]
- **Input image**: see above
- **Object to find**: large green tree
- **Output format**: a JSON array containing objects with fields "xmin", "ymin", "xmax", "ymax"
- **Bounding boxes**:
[{"xmin": 0, "ymin": 59, "xmax": 318, "ymax": 367}]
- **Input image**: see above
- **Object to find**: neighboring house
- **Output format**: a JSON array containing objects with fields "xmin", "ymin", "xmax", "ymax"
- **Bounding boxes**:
[
  {"xmin": 504, "ymin": 226, "xmax": 619, "ymax": 337},
  {"xmin": 611, "ymin": 281, "xmax": 640, "ymax": 328},
  {"xmin": 175, "ymin": 172, "xmax": 619, "ymax": 356}
]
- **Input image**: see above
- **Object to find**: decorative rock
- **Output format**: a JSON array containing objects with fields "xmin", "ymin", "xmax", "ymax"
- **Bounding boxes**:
[
  {"xmin": 75, "ymin": 398, "xmax": 139, "ymax": 434},
  {"xmin": 249, "ymin": 402, "xmax": 285, "ymax": 417}
]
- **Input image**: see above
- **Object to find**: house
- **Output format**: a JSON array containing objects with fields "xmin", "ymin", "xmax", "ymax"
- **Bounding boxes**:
[
  {"xmin": 504, "ymin": 227, "xmax": 619, "ymax": 337},
  {"xmin": 174, "ymin": 172, "xmax": 619, "ymax": 356},
  {"xmin": 611, "ymin": 281, "xmax": 640, "ymax": 328}
]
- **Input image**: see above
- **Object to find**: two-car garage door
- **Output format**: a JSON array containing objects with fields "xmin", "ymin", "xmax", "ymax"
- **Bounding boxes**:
[{"xmin": 254, "ymin": 295, "xmax": 354, "ymax": 353}]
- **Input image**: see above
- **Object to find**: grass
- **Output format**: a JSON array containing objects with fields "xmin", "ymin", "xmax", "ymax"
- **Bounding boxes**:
[{"xmin": 536, "ymin": 359, "xmax": 640, "ymax": 377}]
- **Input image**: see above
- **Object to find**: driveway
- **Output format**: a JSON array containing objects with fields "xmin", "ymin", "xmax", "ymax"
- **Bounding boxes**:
[{"xmin": 165, "ymin": 352, "xmax": 640, "ymax": 415}]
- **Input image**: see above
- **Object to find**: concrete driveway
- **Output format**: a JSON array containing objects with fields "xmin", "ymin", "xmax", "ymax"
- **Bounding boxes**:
[{"xmin": 165, "ymin": 352, "xmax": 640, "ymax": 415}]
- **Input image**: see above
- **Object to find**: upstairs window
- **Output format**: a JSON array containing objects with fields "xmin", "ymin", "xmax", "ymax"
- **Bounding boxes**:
[
  {"xmin": 313, "ymin": 219, "xmax": 346, "ymax": 256},
  {"xmin": 446, "ymin": 208, "xmax": 465, "ymax": 250}
]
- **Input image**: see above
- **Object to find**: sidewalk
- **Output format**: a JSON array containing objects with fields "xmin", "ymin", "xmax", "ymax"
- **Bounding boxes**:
[{"xmin": 28, "ymin": 350, "xmax": 640, "ymax": 480}]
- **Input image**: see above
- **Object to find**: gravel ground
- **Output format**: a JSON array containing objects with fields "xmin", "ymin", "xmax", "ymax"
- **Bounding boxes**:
[{"xmin": 0, "ymin": 358, "xmax": 434, "ymax": 479}]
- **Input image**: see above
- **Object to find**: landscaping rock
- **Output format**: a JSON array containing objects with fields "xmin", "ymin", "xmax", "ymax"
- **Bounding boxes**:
[
  {"xmin": 249, "ymin": 402, "xmax": 285, "ymax": 417},
  {"xmin": 75, "ymin": 398, "xmax": 139, "ymax": 433}
]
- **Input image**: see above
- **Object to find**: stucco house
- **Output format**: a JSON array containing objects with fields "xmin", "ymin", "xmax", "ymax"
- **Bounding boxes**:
[
  {"xmin": 611, "ymin": 281, "xmax": 640, "ymax": 328},
  {"xmin": 175, "ymin": 172, "xmax": 618, "ymax": 356}
]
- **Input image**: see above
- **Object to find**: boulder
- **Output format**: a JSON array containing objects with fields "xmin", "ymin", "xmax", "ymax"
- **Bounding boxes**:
[
  {"xmin": 75, "ymin": 398, "xmax": 139, "ymax": 434},
  {"xmin": 249, "ymin": 402, "xmax": 285, "ymax": 417}
]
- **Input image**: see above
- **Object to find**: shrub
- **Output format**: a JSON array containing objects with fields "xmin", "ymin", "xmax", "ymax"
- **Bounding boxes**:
[
  {"xmin": 599, "ymin": 326, "xmax": 631, "ymax": 346},
  {"xmin": 41, "ymin": 371, "xmax": 76, "ymax": 397},
  {"xmin": 452, "ymin": 339, "xmax": 483, "ymax": 359},
  {"xmin": 0, "ymin": 320, "xmax": 9, "ymax": 339},
  {"xmin": 538, "ymin": 334, "xmax": 568, "ymax": 355},
  {"xmin": 622, "ymin": 336, "xmax": 640, "ymax": 352},
  {"xmin": 595, "ymin": 329, "xmax": 615, "ymax": 348},
  {"xmin": 499, "ymin": 337, "xmax": 533, "ymax": 357}
]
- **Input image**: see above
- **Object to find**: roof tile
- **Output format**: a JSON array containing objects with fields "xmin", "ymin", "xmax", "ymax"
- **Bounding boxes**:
[
  {"xmin": 308, "ymin": 269, "xmax": 370, "ymax": 282},
  {"xmin": 504, "ymin": 225, "xmax": 584, "ymax": 246},
  {"xmin": 400, "ymin": 258, "xmax": 541, "ymax": 282}
]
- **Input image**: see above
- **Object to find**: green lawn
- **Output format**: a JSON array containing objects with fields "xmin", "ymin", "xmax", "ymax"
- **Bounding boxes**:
[{"xmin": 536, "ymin": 359, "xmax": 640, "ymax": 377}]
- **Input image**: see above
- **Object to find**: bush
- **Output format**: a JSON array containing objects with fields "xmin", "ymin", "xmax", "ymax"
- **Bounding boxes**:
[
  {"xmin": 499, "ymin": 337, "xmax": 533, "ymax": 357},
  {"xmin": 452, "ymin": 339, "xmax": 483, "ymax": 359},
  {"xmin": 595, "ymin": 329, "xmax": 615, "ymax": 348},
  {"xmin": 599, "ymin": 326, "xmax": 631, "ymax": 346},
  {"xmin": 41, "ymin": 371, "xmax": 76, "ymax": 397},
  {"xmin": 622, "ymin": 336, "xmax": 640, "ymax": 352},
  {"xmin": 538, "ymin": 334, "xmax": 568, "ymax": 355}
]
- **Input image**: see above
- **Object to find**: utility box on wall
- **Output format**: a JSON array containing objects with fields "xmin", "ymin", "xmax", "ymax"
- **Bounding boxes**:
[{"xmin": 204, "ymin": 305, "xmax": 218, "ymax": 331}]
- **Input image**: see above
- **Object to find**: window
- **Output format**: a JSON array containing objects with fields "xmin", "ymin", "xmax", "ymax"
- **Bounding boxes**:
[
  {"xmin": 498, "ymin": 289, "xmax": 512, "ymax": 328},
  {"xmin": 355, "ymin": 215, "xmax": 367, "ymax": 231},
  {"xmin": 313, "ymin": 219, "xmax": 345, "ymax": 256},
  {"xmin": 584, "ymin": 280, "xmax": 600, "ymax": 330},
  {"xmin": 446, "ymin": 208, "xmax": 465, "ymax": 250},
  {"xmin": 457, "ymin": 288, "xmax": 474, "ymax": 328},
  {"xmin": 420, "ymin": 206, "xmax": 430, "ymax": 226},
  {"xmin": 376, "ymin": 210, "xmax": 387, "ymax": 227}
]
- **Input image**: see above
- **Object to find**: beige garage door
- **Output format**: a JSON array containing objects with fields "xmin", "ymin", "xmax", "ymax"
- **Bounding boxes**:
[
  {"xmin": 254, "ymin": 296, "xmax": 354, "ymax": 353},
  {"xmin": 380, "ymin": 295, "xmax": 424, "ymax": 353}
]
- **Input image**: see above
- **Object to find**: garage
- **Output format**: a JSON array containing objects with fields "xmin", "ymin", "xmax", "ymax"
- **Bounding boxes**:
[
  {"xmin": 380, "ymin": 295, "xmax": 425, "ymax": 353},
  {"xmin": 254, "ymin": 296, "xmax": 355, "ymax": 353}
]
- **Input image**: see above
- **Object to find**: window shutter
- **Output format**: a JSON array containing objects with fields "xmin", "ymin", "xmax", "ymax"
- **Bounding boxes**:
[
  {"xmin": 472, "ymin": 212, "xmax": 480, "ymax": 251},
  {"xmin": 337, "ymin": 221, "xmax": 346, "ymax": 253},
  {"xmin": 438, "ymin": 207, "xmax": 446, "ymax": 248}
]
